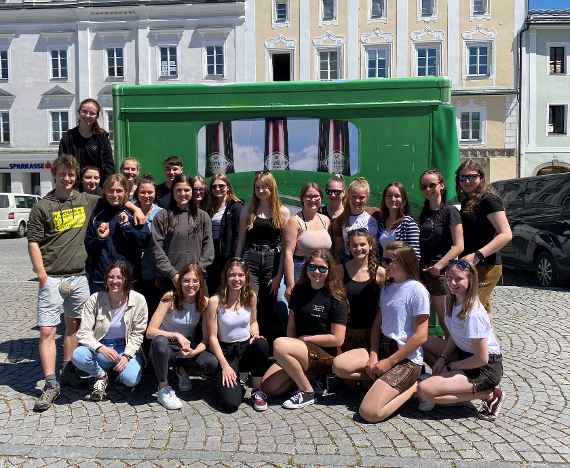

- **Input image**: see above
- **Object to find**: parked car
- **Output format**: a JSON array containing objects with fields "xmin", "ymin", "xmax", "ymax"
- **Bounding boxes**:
[
  {"xmin": 492, "ymin": 173, "xmax": 570, "ymax": 287},
  {"xmin": 0, "ymin": 193, "xmax": 41, "ymax": 238}
]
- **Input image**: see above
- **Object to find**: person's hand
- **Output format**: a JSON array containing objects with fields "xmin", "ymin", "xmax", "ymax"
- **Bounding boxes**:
[
  {"xmin": 97, "ymin": 222, "xmax": 110, "ymax": 239},
  {"xmin": 176, "ymin": 334, "xmax": 191, "ymax": 352},
  {"xmin": 374, "ymin": 358, "xmax": 392, "ymax": 376},
  {"xmin": 423, "ymin": 264, "xmax": 442, "ymax": 277},
  {"xmin": 133, "ymin": 208, "xmax": 146, "ymax": 226},
  {"xmin": 98, "ymin": 345, "xmax": 120, "ymax": 362},
  {"xmin": 432, "ymin": 357, "xmax": 446, "ymax": 375},
  {"xmin": 365, "ymin": 355, "xmax": 378, "ymax": 379},
  {"xmin": 221, "ymin": 365, "xmax": 238, "ymax": 387},
  {"xmin": 461, "ymin": 253, "xmax": 476, "ymax": 266},
  {"xmin": 38, "ymin": 271, "xmax": 48, "ymax": 288},
  {"xmin": 113, "ymin": 355, "xmax": 129, "ymax": 373},
  {"xmin": 178, "ymin": 347, "xmax": 195, "ymax": 359},
  {"xmin": 284, "ymin": 284, "xmax": 293, "ymax": 301},
  {"xmin": 249, "ymin": 334, "xmax": 263, "ymax": 344},
  {"xmin": 118, "ymin": 211, "xmax": 129, "ymax": 225},
  {"xmin": 269, "ymin": 276, "xmax": 281, "ymax": 295}
]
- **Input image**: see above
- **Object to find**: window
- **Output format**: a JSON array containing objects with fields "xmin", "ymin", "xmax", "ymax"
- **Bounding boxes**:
[
  {"xmin": 417, "ymin": 47, "xmax": 438, "ymax": 76},
  {"xmin": 159, "ymin": 46, "xmax": 178, "ymax": 78},
  {"xmin": 206, "ymin": 45, "xmax": 224, "ymax": 77},
  {"xmin": 371, "ymin": 0, "xmax": 385, "ymax": 19},
  {"xmin": 460, "ymin": 112, "xmax": 481, "ymax": 142},
  {"xmin": 548, "ymin": 105, "xmax": 566, "ymax": 135},
  {"xmin": 0, "ymin": 50, "xmax": 7, "ymax": 80},
  {"xmin": 275, "ymin": 0, "xmax": 288, "ymax": 23},
  {"xmin": 473, "ymin": 0, "xmax": 488, "ymax": 15},
  {"xmin": 367, "ymin": 47, "xmax": 389, "ymax": 78},
  {"xmin": 107, "ymin": 48, "xmax": 124, "ymax": 78},
  {"xmin": 319, "ymin": 51, "xmax": 339, "ymax": 80},
  {"xmin": 50, "ymin": 49, "xmax": 68, "ymax": 79},
  {"xmin": 468, "ymin": 45, "xmax": 489, "ymax": 76},
  {"xmin": 322, "ymin": 0, "xmax": 336, "ymax": 21},
  {"xmin": 0, "ymin": 111, "xmax": 9, "ymax": 143},
  {"xmin": 50, "ymin": 111, "xmax": 69, "ymax": 143},
  {"xmin": 421, "ymin": 0, "xmax": 434, "ymax": 17},
  {"xmin": 550, "ymin": 47, "xmax": 566, "ymax": 74},
  {"xmin": 106, "ymin": 110, "xmax": 113, "ymax": 141}
]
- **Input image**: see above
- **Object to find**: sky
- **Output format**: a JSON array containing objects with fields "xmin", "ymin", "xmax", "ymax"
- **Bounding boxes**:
[{"xmin": 529, "ymin": 0, "xmax": 570, "ymax": 9}]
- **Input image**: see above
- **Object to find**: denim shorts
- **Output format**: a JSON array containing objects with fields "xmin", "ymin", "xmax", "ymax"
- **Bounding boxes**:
[{"xmin": 37, "ymin": 275, "xmax": 90, "ymax": 327}]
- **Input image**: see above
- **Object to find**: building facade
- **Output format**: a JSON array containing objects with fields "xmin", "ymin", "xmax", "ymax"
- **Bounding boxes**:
[
  {"xmin": 0, "ymin": 0, "xmax": 248, "ymax": 195},
  {"xmin": 520, "ymin": 10, "xmax": 570, "ymax": 177}
]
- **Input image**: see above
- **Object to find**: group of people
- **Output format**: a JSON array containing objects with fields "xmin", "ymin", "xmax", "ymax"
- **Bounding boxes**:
[{"xmin": 27, "ymin": 97, "xmax": 512, "ymax": 424}]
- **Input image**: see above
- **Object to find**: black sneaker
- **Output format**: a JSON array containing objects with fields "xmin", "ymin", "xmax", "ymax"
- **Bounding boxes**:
[
  {"xmin": 282, "ymin": 390, "xmax": 315, "ymax": 409},
  {"xmin": 90, "ymin": 374, "xmax": 108, "ymax": 402},
  {"xmin": 33, "ymin": 383, "xmax": 61, "ymax": 412},
  {"xmin": 59, "ymin": 362, "xmax": 85, "ymax": 388}
]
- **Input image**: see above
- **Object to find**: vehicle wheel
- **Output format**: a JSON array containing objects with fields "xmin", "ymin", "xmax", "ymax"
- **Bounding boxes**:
[
  {"xmin": 16, "ymin": 222, "xmax": 26, "ymax": 238},
  {"xmin": 535, "ymin": 251, "xmax": 559, "ymax": 287}
]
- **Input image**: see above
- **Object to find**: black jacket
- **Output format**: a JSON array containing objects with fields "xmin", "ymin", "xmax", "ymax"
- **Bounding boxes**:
[{"xmin": 217, "ymin": 200, "xmax": 243, "ymax": 262}]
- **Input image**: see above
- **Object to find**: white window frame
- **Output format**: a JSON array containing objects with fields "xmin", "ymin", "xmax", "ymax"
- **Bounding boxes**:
[
  {"xmin": 204, "ymin": 44, "xmax": 225, "ymax": 80},
  {"xmin": 317, "ymin": 48, "xmax": 342, "ymax": 81},
  {"xmin": 546, "ymin": 104, "xmax": 568, "ymax": 136},
  {"xmin": 158, "ymin": 46, "xmax": 179, "ymax": 79},
  {"xmin": 456, "ymin": 104, "xmax": 486, "ymax": 146},
  {"xmin": 105, "ymin": 109, "xmax": 114, "ymax": 141},
  {"xmin": 471, "ymin": 0, "xmax": 491, "ymax": 19},
  {"xmin": 415, "ymin": 43, "xmax": 440, "ymax": 77},
  {"xmin": 320, "ymin": 0, "xmax": 338, "ymax": 25},
  {"xmin": 466, "ymin": 42, "xmax": 492, "ymax": 78},
  {"xmin": 106, "ymin": 47, "xmax": 125, "ymax": 80},
  {"xmin": 369, "ymin": 0, "xmax": 387, "ymax": 22},
  {"xmin": 0, "ymin": 111, "xmax": 10, "ymax": 144},
  {"xmin": 546, "ymin": 42, "xmax": 570, "ymax": 76},
  {"xmin": 0, "ymin": 49, "xmax": 8, "ymax": 81},
  {"xmin": 49, "ymin": 110, "xmax": 70, "ymax": 144},
  {"xmin": 417, "ymin": 0, "xmax": 437, "ymax": 21},
  {"xmin": 459, "ymin": 111, "xmax": 482, "ymax": 143},
  {"xmin": 49, "ymin": 48, "xmax": 68, "ymax": 80},
  {"xmin": 364, "ymin": 45, "xmax": 390, "ymax": 78},
  {"xmin": 273, "ymin": 0, "xmax": 290, "ymax": 27}
]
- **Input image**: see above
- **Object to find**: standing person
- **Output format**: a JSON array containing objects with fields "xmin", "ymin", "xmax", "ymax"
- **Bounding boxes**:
[
  {"xmin": 419, "ymin": 169, "xmax": 464, "ymax": 328},
  {"xmin": 120, "ymin": 158, "xmax": 140, "ymax": 201},
  {"xmin": 80, "ymin": 166, "xmax": 102, "ymax": 195},
  {"xmin": 156, "ymin": 156, "xmax": 184, "ymax": 208},
  {"xmin": 417, "ymin": 259, "xmax": 505, "ymax": 420},
  {"xmin": 283, "ymin": 182, "xmax": 332, "ymax": 301},
  {"xmin": 147, "ymin": 264, "xmax": 218, "ymax": 410},
  {"xmin": 72, "ymin": 261, "xmax": 147, "ymax": 401},
  {"xmin": 27, "ymin": 154, "xmax": 99, "ymax": 411},
  {"xmin": 321, "ymin": 174, "xmax": 345, "ymax": 222},
  {"xmin": 58, "ymin": 98, "xmax": 114, "ymax": 185},
  {"xmin": 206, "ymin": 258, "xmax": 270, "ymax": 413},
  {"xmin": 376, "ymin": 182, "xmax": 420, "ymax": 259},
  {"xmin": 152, "ymin": 174, "xmax": 214, "ymax": 293},
  {"xmin": 332, "ymin": 242, "xmax": 429, "ymax": 423},
  {"xmin": 256, "ymin": 250, "xmax": 348, "ymax": 411},
  {"xmin": 456, "ymin": 160, "xmax": 512, "ymax": 315},
  {"xmin": 85, "ymin": 174, "xmax": 149, "ymax": 293},
  {"xmin": 193, "ymin": 175, "xmax": 208, "ymax": 211},
  {"xmin": 235, "ymin": 171, "xmax": 289, "ymax": 341},
  {"xmin": 206, "ymin": 174, "xmax": 243, "ymax": 295},
  {"xmin": 332, "ymin": 177, "xmax": 378, "ymax": 261}
]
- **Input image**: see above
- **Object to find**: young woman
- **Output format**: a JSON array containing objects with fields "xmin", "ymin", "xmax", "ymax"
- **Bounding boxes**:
[
  {"xmin": 332, "ymin": 177, "xmax": 378, "ymax": 261},
  {"xmin": 85, "ymin": 174, "xmax": 150, "ymax": 293},
  {"xmin": 152, "ymin": 174, "xmax": 214, "ymax": 292},
  {"xmin": 256, "ymin": 250, "xmax": 348, "ymax": 411},
  {"xmin": 147, "ymin": 264, "xmax": 218, "ymax": 410},
  {"xmin": 120, "ymin": 158, "xmax": 140, "ymax": 201},
  {"xmin": 456, "ymin": 160, "xmax": 512, "ymax": 315},
  {"xmin": 417, "ymin": 259, "xmax": 504, "ymax": 420},
  {"xmin": 332, "ymin": 242, "xmax": 429, "ymax": 423},
  {"xmin": 283, "ymin": 182, "xmax": 332, "ymax": 301},
  {"xmin": 419, "ymin": 169, "xmax": 464, "ymax": 329},
  {"xmin": 193, "ymin": 175, "xmax": 208, "ymax": 211},
  {"xmin": 235, "ymin": 171, "xmax": 290, "ymax": 341},
  {"xmin": 73, "ymin": 261, "xmax": 147, "ymax": 401},
  {"xmin": 377, "ymin": 182, "xmax": 420, "ymax": 259},
  {"xmin": 206, "ymin": 174, "xmax": 243, "ymax": 296},
  {"xmin": 58, "ymin": 98, "xmax": 114, "ymax": 185},
  {"xmin": 81, "ymin": 166, "xmax": 102, "ymax": 195},
  {"xmin": 321, "ymin": 174, "xmax": 345, "ymax": 221},
  {"xmin": 206, "ymin": 258, "xmax": 270, "ymax": 413}
]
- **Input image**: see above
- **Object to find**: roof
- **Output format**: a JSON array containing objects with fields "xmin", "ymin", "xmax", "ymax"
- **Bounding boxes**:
[{"xmin": 527, "ymin": 9, "xmax": 570, "ymax": 23}]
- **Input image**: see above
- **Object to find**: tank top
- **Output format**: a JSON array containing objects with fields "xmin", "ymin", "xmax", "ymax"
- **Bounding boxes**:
[
  {"xmin": 295, "ymin": 213, "xmax": 332, "ymax": 256},
  {"xmin": 217, "ymin": 304, "xmax": 251, "ymax": 343},
  {"xmin": 343, "ymin": 264, "xmax": 379, "ymax": 330},
  {"xmin": 211, "ymin": 204, "xmax": 226, "ymax": 241},
  {"xmin": 161, "ymin": 302, "xmax": 201, "ymax": 339},
  {"xmin": 245, "ymin": 216, "xmax": 281, "ymax": 247}
]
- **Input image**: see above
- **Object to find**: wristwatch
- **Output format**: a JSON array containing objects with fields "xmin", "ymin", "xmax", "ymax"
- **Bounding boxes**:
[{"xmin": 474, "ymin": 250, "xmax": 485, "ymax": 264}]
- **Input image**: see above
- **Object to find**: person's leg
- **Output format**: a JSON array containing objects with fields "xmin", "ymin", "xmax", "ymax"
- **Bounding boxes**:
[
  {"xmin": 332, "ymin": 348, "xmax": 370, "ymax": 380},
  {"xmin": 257, "ymin": 249, "xmax": 277, "ymax": 340},
  {"xmin": 422, "ymin": 336, "xmax": 446, "ymax": 368},
  {"xmin": 72, "ymin": 345, "xmax": 107, "ymax": 377},
  {"xmin": 241, "ymin": 337, "xmax": 270, "ymax": 388},
  {"xmin": 150, "ymin": 336, "xmax": 176, "ymax": 387},
  {"xmin": 417, "ymin": 372, "xmax": 493, "ymax": 405},
  {"xmin": 216, "ymin": 342, "xmax": 244, "ymax": 413},
  {"xmin": 62, "ymin": 317, "xmax": 80, "ymax": 362},
  {"xmin": 359, "ymin": 379, "xmax": 414, "ymax": 423},
  {"xmin": 37, "ymin": 276, "xmax": 64, "ymax": 381},
  {"xmin": 187, "ymin": 350, "xmax": 219, "ymax": 377},
  {"xmin": 260, "ymin": 362, "xmax": 295, "ymax": 396},
  {"xmin": 272, "ymin": 337, "xmax": 312, "ymax": 392},
  {"xmin": 62, "ymin": 275, "xmax": 90, "ymax": 363},
  {"xmin": 477, "ymin": 265, "xmax": 502, "ymax": 316},
  {"xmin": 117, "ymin": 355, "xmax": 143, "ymax": 388}
]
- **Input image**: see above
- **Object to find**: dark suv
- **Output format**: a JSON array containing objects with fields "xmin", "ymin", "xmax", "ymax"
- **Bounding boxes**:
[{"xmin": 492, "ymin": 173, "xmax": 570, "ymax": 287}]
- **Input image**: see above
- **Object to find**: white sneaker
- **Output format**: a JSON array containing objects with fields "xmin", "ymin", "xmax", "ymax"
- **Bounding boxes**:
[
  {"xmin": 418, "ymin": 399, "xmax": 435, "ymax": 412},
  {"xmin": 176, "ymin": 369, "xmax": 193, "ymax": 393},
  {"xmin": 157, "ymin": 386, "xmax": 183, "ymax": 410}
]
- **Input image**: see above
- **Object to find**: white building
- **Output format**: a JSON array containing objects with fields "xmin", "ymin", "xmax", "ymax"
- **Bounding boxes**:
[{"xmin": 0, "ymin": 0, "xmax": 250, "ymax": 195}]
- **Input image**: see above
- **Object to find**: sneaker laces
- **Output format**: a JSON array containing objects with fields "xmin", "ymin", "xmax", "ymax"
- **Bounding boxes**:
[
  {"xmin": 289, "ymin": 391, "xmax": 303, "ymax": 404},
  {"xmin": 93, "ymin": 376, "xmax": 107, "ymax": 392},
  {"xmin": 254, "ymin": 389, "xmax": 267, "ymax": 400}
]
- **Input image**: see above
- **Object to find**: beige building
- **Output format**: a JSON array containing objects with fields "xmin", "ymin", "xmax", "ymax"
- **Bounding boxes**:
[{"xmin": 247, "ymin": 0, "xmax": 527, "ymax": 181}]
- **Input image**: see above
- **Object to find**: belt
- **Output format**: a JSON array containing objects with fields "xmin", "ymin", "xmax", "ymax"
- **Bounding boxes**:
[{"xmin": 293, "ymin": 255, "xmax": 305, "ymax": 262}]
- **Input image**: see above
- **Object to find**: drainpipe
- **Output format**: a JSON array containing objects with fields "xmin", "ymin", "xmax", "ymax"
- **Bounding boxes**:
[{"xmin": 517, "ymin": 17, "xmax": 530, "ymax": 179}]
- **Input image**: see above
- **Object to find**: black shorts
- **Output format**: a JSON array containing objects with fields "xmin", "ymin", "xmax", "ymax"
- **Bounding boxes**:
[{"xmin": 457, "ymin": 349, "xmax": 503, "ymax": 393}]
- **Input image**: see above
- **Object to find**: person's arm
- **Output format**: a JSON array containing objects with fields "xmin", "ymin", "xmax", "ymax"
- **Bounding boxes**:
[
  {"xmin": 432, "ymin": 335, "xmax": 458, "ymax": 375},
  {"xmin": 124, "ymin": 294, "xmax": 148, "ymax": 358},
  {"xmin": 84, "ymin": 213, "xmax": 109, "ymax": 253},
  {"xmin": 118, "ymin": 213, "xmax": 150, "ymax": 248},
  {"xmin": 301, "ymin": 323, "xmax": 346, "ymax": 348},
  {"xmin": 206, "ymin": 296, "xmax": 237, "ymax": 387},
  {"xmin": 151, "ymin": 211, "xmax": 178, "ymax": 282},
  {"xmin": 402, "ymin": 217, "xmax": 421, "ymax": 260},
  {"xmin": 427, "ymin": 209, "xmax": 464, "ymax": 275},
  {"xmin": 378, "ymin": 314, "xmax": 429, "ymax": 372},
  {"xmin": 282, "ymin": 217, "xmax": 299, "ymax": 300},
  {"xmin": 286, "ymin": 309, "xmax": 296, "ymax": 338},
  {"xmin": 248, "ymin": 293, "xmax": 261, "ymax": 340},
  {"xmin": 28, "ymin": 242, "xmax": 48, "ymax": 288},
  {"xmin": 477, "ymin": 211, "xmax": 512, "ymax": 259},
  {"xmin": 448, "ymin": 338, "xmax": 489, "ymax": 371},
  {"xmin": 234, "ymin": 204, "xmax": 249, "ymax": 257},
  {"xmin": 366, "ymin": 310, "xmax": 381, "ymax": 378},
  {"xmin": 124, "ymin": 200, "xmax": 146, "ymax": 226},
  {"xmin": 100, "ymin": 132, "xmax": 115, "ymax": 182},
  {"xmin": 199, "ymin": 213, "xmax": 215, "ymax": 271}
]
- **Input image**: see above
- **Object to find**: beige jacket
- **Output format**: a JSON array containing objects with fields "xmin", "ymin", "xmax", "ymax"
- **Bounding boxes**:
[{"xmin": 76, "ymin": 290, "xmax": 148, "ymax": 358}]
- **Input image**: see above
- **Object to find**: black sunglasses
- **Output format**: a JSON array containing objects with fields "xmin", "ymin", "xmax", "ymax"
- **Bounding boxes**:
[
  {"xmin": 458, "ymin": 174, "xmax": 480, "ymax": 183},
  {"xmin": 326, "ymin": 189, "xmax": 343, "ymax": 196},
  {"xmin": 307, "ymin": 263, "xmax": 329, "ymax": 273},
  {"xmin": 211, "ymin": 184, "xmax": 227, "ymax": 190},
  {"xmin": 381, "ymin": 256, "xmax": 394, "ymax": 265}
]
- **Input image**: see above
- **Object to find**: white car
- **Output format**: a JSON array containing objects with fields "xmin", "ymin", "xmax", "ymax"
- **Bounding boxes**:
[{"xmin": 0, "ymin": 193, "xmax": 41, "ymax": 237}]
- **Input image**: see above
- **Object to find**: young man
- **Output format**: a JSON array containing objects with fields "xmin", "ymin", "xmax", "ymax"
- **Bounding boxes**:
[
  {"xmin": 156, "ymin": 155, "xmax": 183, "ymax": 208},
  {"xmin": 27, "ymin": 154, "xmax": 100, "ymax": 412}
]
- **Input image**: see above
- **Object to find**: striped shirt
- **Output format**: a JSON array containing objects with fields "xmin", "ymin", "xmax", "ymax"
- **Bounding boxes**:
[{"xmin": 377, "ymin": 215, "xmax": 421, "ymax": 259}]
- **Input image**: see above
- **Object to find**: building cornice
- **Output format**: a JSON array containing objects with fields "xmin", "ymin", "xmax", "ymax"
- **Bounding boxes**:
[
  {"xmin": 452, "ymin": 88, "xmax": 518, "ymax": 96},
  {"xmin": 0, "ymin": 0, "xmax": 244, "ymax": 10}
]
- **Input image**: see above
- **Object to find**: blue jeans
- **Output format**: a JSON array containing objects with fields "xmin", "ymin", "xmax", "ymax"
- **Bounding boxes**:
[{"xmin": 72, "ymin": 339, "xmax": 142, "ymax": 388}]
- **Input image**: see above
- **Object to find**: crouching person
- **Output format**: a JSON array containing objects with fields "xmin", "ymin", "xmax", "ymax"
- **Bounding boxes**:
[
  {"xmin": 147, "ymin": 264, "xmax": 218, "ymax": 410},
  {"xmin": 73, "ymin": 261, "xmax": 147, "ymax": 401}
]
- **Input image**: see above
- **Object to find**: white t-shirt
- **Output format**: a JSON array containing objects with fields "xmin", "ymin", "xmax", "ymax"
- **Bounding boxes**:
[
  {"xmin": 103, "ymin": 302, "xmax": 128, "ymax": 340},
  {"xmin": 378, "ymin": 228, "xmax": 397, "ymax": 250},
  {"xmin": 445, "ymin": 301, "xmax": 501, "ymax": 355},
  {"xmin": 379, "ymin": 279, "xmax": 430, "ymax": 365},
  {"xmin": 211, "ymin": 204, "xmax": 226, "ymax": 241},
  {"xmin": 342, "ymin": 211, "xmax": 379, "ymax": 256}
]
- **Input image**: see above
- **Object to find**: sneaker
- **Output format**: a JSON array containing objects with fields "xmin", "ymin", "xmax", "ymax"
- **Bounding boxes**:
[
  {"xmin": 157, "ymin": 386, "xmax": 183, "ymax": 410},
  {"xmin": 251, "ymin": 389, "xmax": 268, "ymax": 411},
  {"xmin": 33, "ymin": 383, "xmax": 61, "ymax": 412},
  {"xmin": 90, "ymin": 374, "xmax": 108, "ymax": 402},
  {"xmin": 176, "ymin": 368, "xmax": 193, "ymax": 393},
  {"xmin": 282, "ymin": 390, "xmax": 315, "ymax": 410},
  {"xmin": 478, "ymin": 387, "xmax": 505, "ymax": 421},
  {"xmin": 418, "ymin": 399, "xmax": 435, "ymax": 412},
  {"xmin": 59, "ymin": 362, "xmax": 84, "ymax": 389}
]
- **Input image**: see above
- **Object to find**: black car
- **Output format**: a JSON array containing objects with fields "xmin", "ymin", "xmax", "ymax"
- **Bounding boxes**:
[{"xmin": 492, "ymin": 173, "xmax": 570, "ymax": 287}]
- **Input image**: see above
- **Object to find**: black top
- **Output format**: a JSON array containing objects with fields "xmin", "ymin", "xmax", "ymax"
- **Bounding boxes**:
[
  {"xmin": 59, "ymin": 127, "xmax": 114, "ymax": 184},
  {"xmin": 461, "ymin": 193, "xmax": 505, "ymax": 265},
  {"xmin": 156, "ymin": 182, "xmax": 171, "ymax": 209},
  {"xmin": 289, "ymin": 283, "xmax": 348, "ymax": 355},
  {"xmin": 343, "ymin": 265, "xmax": 379, "ymax": 330},
  {"xmin": 218, "ymin": 200, "xmax": 243, "ymax": 262},
  {"xmin": 419, "ymin": 205, "xmax": 461, "ymax": 267},
  {"xmin": 245, "ymin": 216, "xmax": 281, "ymax": 248}
]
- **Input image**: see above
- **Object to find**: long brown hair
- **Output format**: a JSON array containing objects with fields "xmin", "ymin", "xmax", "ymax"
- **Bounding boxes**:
[
  {"xmin": 193, "ymin": 175, "xmax": 208, "ymax": 210},
  {"xmin": 297, "ymin": 249, "xmax": 347, "ymax": 303},
  {"xmin": 445, "ymin": 261, "xmax": 480, "ymax": 320},
  {"xmin": 337, "ymin": 177, "xmax": 370, "ymax": 229},
  {"xmin": 104, "ymin": 260, "xmax": 132, "ymax": 296},
  {"xmin": 246, "ymin": 171, "xmax": 286, "ymax": 230},
  {"xmin": 78, "ymin": 98, "xmax": 105, "ymax": 135},
  {"xmin": 347, "ymin": 229, "xmax": 379, "ymax": 281},
  {"xmin": 207, "ymin": 173, "xmax": 241, "ymax": 215},
  {"xmin": 384, "ymin": 241, "xmax": 420, "ymax": 281},
  {"xmin": 171, "ymin": 263, "xmax": 208, "ymax": 313},
  {"xmin": 379, "ymin": 181, "xmax": 410, "ymax": 229},
  {"xmin": 455, "ymin": 159, "xmax": 495, "ymax": 215},
  {"xmin": 102, "ymin": 173, "xmax": 129, "ymax": 206},
  {"xmin": 217, "ymin": 258, "xmax": 256, "ymax": 310}
]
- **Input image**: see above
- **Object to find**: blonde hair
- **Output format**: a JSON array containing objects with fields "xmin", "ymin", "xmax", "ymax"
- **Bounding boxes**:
[
  {"xmin": 102, "ymin": 173, "xmax": 129, "ymax": 205},
  {"xmin": 246, "ymin": 171, "xmax": 286, "ymax": 230},
  {"xmin": 337, "ymin": 177, "xmax": 370, "ymax": 228},
  {"xmin": 446, "ymin": 261, "xmax": 480, "ymax": 321}
]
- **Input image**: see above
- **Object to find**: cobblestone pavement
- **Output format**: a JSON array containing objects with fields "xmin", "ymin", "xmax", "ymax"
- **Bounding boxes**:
[{"xmin": 1, "ymin": 237, "xmax": 570, "ymax": 467}]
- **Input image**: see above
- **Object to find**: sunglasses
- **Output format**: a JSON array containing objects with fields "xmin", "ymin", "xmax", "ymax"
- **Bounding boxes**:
[
  {"xmin": 211, "ymin": 184, "xmax": 227, "ymax": 190},
  {"xmin": 446, "ymin": 259, "xmax": 471, "ymax": 272},
  {"xmin": 326, "ymin": 189, "xmax": 343, "ymax": 196},
  {"xmin": 459, "ymin": 174, "xmax": 480, "ymax": 183},
  {"xmin": 421, "ymin": 182, "xmax": 438, "ymax": 191},
  {"xmin": 307, "ymin": 263, "xmax": 329, "ymax": 273},
  {"xmin": 381, "ymin": 256, "xmax": 394, "ymax": 265}
]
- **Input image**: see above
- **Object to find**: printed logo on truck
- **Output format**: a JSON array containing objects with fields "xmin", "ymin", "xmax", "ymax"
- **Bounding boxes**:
[{"xmin": 52, "ymin": 207, "xmax": 86, "ymax": 232}]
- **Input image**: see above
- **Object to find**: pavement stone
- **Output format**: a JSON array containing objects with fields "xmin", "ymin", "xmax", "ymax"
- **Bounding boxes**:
[{"xmin": 1, "ymin": 237, "xmax": 570, "ymax": 467}]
